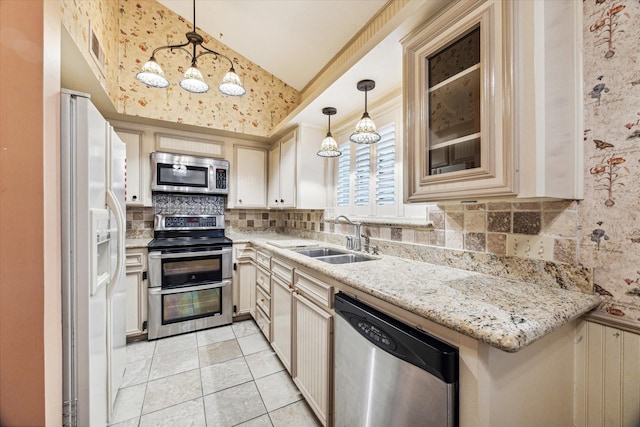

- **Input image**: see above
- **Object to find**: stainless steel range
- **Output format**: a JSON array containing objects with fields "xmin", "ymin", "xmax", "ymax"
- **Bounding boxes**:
[{"xmin": 147, "ymin": 211, "xmax": 233, "ymax": 340}]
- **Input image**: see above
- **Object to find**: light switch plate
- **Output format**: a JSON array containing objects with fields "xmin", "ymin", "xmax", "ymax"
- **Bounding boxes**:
[{"xmin": 505, "ymin": 234, "xmax": 554, "ymax": 261}]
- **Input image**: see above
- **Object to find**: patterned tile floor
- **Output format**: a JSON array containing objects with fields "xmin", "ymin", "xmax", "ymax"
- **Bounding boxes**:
[{"xmin": 110, "ymin": 320, "xmax": 321, "ymax": 427}]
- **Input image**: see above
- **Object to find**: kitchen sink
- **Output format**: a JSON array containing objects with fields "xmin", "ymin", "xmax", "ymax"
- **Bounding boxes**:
[
  {"xmin": 294, "ymin": 247, "xmax": 377, "ymax": 264},
  {"xmin": 314, "ymin": 254, "xmax": 376, "ymax": 264},
  {"xmin": 295, "ymin": 248, "xmax": 349, "ymax": 257}
]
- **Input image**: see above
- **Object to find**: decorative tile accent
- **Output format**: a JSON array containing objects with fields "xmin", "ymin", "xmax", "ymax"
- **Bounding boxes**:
[
  {"xmin": 487, "ymin": 211, "xmax": 511, "ymax": 233},
  {"xmin": 444, "ymin": 212, "xmax": 464, "ymax": 231},
  {"xmin": 153, "ymin": 194, "xmax": 225, "ymax": 215},
  {"xmin": 464, "ymin": 211, "xmax": 486, "ymax": 232},
  {"xmin": 465, "ymin": 232, "xmax": 486, "ymax": 252},
  {"xmin": 513, "ymin": 211, "xmax": 541, "ymax": 235},
  {"xmin": 487, "ymin": 233, "xmax": 507, "ymax": 255},
  {"xmin": 390, "ymin": 227, "xmax": 403, "ymax": 241}
]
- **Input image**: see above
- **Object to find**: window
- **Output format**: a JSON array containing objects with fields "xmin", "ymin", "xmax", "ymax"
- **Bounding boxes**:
[
  {"xmin": 336, "ymin": 144, "xmax": 350, "ymax": 207},
  {"xmin": 375, "ymin": 124, "xmax": 395, "ymax": 206},
  {"xmin": 336, "ymin": 122, "xmax": 397, "ymax": 215}
]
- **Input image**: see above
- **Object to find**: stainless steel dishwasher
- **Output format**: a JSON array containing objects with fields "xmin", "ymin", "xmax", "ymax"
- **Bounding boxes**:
[{"xmin": 334, "ymin": 293, "xmax": 458, "ymax": 427}]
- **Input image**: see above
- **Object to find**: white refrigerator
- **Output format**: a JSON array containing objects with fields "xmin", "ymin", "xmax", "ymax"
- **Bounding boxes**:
[{"xmin": 61, "ymin": 89, "xmax": 127, "ymax": 427}]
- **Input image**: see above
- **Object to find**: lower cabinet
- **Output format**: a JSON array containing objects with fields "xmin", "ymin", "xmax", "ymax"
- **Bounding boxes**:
[
  {"xmin": 255, "ymin": 253, "xmax": 272, "ymax": 340},
  {"xmin": 258, "ymin": 254, "xmax": 334, "ymax": 426},
  {"xmin": 292, "ymin": 270, "xmax": 333, "ymax": 427},
  {"xmin": 271, "ymin": 259, "xmax": 294, "ymax": 374},
  {"xmin": 293, "ymin": 291, "xmax": 333, "ymax": 426},
  {"xmin": 233, "ymin": 244, "xmax": 256, "ymax": 318},
  {"xmin": 125, "ymin": 247, "xmax": 148, "ymax": 338}
]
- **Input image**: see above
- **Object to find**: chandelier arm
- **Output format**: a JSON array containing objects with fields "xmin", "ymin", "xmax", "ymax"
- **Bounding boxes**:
[
  {"xmin": 194, "ymin": 47, "xmax": 235, "ymax": 69},
  {"xmin": 151, "ymin": 41, "xmax": 192, "ymax": 59}
]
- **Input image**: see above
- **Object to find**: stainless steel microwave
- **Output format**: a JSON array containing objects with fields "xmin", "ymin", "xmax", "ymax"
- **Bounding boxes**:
[{"xmin": 151, "ymin": 152, "xmax": 229, "ymax": 195}]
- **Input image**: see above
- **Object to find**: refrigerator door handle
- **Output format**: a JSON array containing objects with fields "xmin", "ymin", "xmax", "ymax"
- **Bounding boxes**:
[{"xmin": 105, "ymin": 189, "xmax": 125, "ymax": 299}]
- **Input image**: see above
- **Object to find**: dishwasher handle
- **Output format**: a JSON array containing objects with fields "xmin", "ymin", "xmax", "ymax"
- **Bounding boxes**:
[{"xmin": 334, "ymin": 292, "xmax": 459, "ymax": 384}]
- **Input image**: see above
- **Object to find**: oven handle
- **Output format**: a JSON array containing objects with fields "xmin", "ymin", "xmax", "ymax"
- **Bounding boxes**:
[
  {"xmin": 149, "ymin": 279, "xmax": 232, "ymax": 295},
  {"xmin": 149, "ymin": 247, "xmax": 232, "ymax": 260}
]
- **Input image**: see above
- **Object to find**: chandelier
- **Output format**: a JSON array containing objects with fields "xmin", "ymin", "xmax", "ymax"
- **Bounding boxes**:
[{"xmin": 136, "ymin": 0, "xmax": 246, "ymax": 96}]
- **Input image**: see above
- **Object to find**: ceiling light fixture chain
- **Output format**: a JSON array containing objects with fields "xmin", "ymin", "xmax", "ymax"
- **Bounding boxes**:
[{"xmin": 136, "ymin": 0, "xmax": 245, "ymax": 96}]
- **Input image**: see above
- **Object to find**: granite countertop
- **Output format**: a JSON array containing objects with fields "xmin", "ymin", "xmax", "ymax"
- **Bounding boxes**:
[
  {"xmin": 229, "ymin": 232, "xmax": 601, "ymax": 353},
  {"xmin": 126, "ymin": 238, "xmax": 153, "ymax": 249}
]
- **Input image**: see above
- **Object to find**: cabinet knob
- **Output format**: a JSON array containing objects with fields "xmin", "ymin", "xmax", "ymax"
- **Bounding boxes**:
[
  {"xmin": 132, "ymin": 195, "xmax": 137, "ymax": 201},
  {"xmin": 275, "ymin": 199, "xmax": 278, "ymax": 203},
  {"xmin": 238, "ymin": 199, "xmax": 242, "ymax": 203},
  {"xmin": 280, "ymin": 199, "xmax": 284, "ymax": 203}
]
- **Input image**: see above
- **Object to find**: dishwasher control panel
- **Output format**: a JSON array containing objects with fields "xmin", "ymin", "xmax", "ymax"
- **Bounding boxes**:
[{"xmin": 356, "ymin": 319, "xmax": 396, "ymax": 351}]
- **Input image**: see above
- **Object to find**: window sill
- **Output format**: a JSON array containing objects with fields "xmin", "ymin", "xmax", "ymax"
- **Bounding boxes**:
[{"xmin": 327, "ymin": 216, "xmax": 435, "ymax": 230}]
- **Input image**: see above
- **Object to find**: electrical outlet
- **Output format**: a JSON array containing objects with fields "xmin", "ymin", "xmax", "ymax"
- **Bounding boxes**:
[{"xmin": 505, "ymin": 234, "xmax": 554, "ymax": 261}]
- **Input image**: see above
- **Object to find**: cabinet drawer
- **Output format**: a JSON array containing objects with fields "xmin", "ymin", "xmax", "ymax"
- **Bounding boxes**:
[
  {"xmin": 126, "ymin": 248, "xmax": 147, "ymax": 270},
  {"xmin": 126, "ymin": 253, "xmax": 144, "ymax": 268},
  {"xmin": 235, "ymin": 245, "xmax": 256, "ymax": 261},
  {"xmin": 256, "ymin": 265, "xmax": 271, "ymax": 295},
  {"xmin": 256, "ymin": 250, "xmax": 271, "ymax": 270},
  {"xmin": 271, "ymin": 257, "xmax": 293, "ymax": 284},
  {"xmin": 294, "ymin": 270, "xmax": 333, "ymax": 311},
  {"xmin": 256, "ymin": 285, "xmax": 271, "ymax": 318},
  {"xmin": 255, "ymin": 305, "xmax": 271, "ymax": 341}
]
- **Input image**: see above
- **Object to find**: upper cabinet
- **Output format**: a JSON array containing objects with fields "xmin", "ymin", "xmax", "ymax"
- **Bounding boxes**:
[
  {"xmin": 403, "ymin": 0, "xmax": 582, "ymax": 202},
  {"xmin": 269, "ymin": 131, "xmax": 296, "ymax": 208},
  {"xmin": 268, "ymin": 125, "xmax": 327, "ymax": 209},
  {"xmin": 115, "ymin": 128, "xmax": 151, "ymax": 206},
  {"xmin": 232, "ymin": 145, "xmax": 268, "ymax": 208}
]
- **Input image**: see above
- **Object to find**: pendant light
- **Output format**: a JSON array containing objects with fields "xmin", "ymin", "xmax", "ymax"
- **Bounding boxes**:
[
  {"xmin": 136, "ymin": 0, "xmax": 246, "ymax": 96},
  {"xmin": 349, "ymin": 79, "xmax": 381, "ymax": 144},
  {"xmin": 317, "ymin": 107, "xmax": 341, "ymax": 157}
]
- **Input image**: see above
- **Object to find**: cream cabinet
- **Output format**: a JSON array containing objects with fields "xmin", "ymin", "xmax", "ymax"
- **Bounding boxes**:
[
  {"xmin": 403, "ymin": 0, "xmax": 582, "ymax": 202},
  {"xmin": 231, "ymin": 145, "xmax": 267, "ymax": 209},
  {"xmin": 116, "ymin": 128, "xmax": 148, "ymax": 206},
  {"xmin": 233, "ymin": 244, "xmax": 256, "ymax": 318},
  {"xmin": 270, "ymin": 258, "xmax": 294, "ymax": 373},
  {"xmin": 268, "ymin": 125, "xmax": 327, "ymax": 209},
  {"xmin": 268, "ymin": 131, "xmax": 296, "ymax": 208},
  {"xmin": 254, "ymin": 250, "xmax": 272, "ymax": 340},
  {"xmin": 125, "ymin": 247, "xmax": 148, "ymax": 337},
  {"xmin": 292, "ymin": 269, "xmax": 333, "ymax": 427}
]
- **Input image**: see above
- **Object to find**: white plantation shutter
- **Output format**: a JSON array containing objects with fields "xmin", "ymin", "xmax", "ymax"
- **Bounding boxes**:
[
  {"xmin": 336, "ymin": 143, "xmax": 350, "ymax": 207},
  {"xmin": 354, "ymin": 143, "xmax": 370, "ymax": 206},
  {"xmin": 375, "ymin": 124, "xmax": 395, "ymax": 205}
]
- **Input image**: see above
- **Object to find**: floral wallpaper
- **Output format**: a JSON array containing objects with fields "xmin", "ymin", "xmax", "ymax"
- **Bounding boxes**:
[
  {"xmin": 581, "ymin": 0, "xmax": 640, "ymax": 322},
  {"xmin": 61, "ymin": 0, "xmax": 301, "ymax": 138},
  {"xmin": 61, "ymin": 0, "xmax": 121, "ymax": 101},
  {"xmin": 117, "ymin": 0, "xmax": 300, "ymax": 137}
]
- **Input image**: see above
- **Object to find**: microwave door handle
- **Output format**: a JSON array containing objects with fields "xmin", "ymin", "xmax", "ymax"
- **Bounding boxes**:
[
  {"xmin": 105, "ymin": 189, "xmax": 125, "ymax": 300},
  {"xmin": 152, "ymin": 279, "xmax": 232, "ymax": 295}
]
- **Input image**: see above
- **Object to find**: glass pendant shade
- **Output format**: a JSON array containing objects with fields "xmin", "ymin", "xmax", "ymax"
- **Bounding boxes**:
[
  {"xmin": 180, "ymin": 66, "xmax": 209, "ymax": 93},
  {"xmin": 219, "ymin": 68, "xmax": 246, "ymax": 96},
  {"xmin": 317, "ymin": 133, "xmax": 341, "ymax": 157},
  {"xmin": 136, "ymin": 58, "xmax": 169, "ymax": 88},
  {"xmin": 350, "ymin": 112, "xmax": 381, "ymax": 144}
]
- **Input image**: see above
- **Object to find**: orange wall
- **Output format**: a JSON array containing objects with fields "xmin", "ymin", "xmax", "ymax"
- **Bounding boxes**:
[{"xmin": 0, "ymin": 0, "xmax": 61, "ymax": 425}]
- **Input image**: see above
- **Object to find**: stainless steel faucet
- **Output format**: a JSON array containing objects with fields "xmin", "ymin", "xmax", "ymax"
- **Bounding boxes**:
[{"xmin": 335, "ymin": 215, "xmax": 361, "ymax": 251}]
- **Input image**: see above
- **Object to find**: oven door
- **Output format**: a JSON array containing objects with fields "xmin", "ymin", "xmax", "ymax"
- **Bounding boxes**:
[
  {"xmin": 148, "ymin": 279, "xmax": 232, "ymax": 340},
  {"xmin": 148, "ymin": 247, "xmax": 232, "ymax": 289}
]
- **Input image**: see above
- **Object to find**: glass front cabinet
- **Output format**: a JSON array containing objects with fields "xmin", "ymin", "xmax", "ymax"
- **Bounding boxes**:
[{"xmin": 403, "ymin": 0, "xmax": 583, "ymax": 202}]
